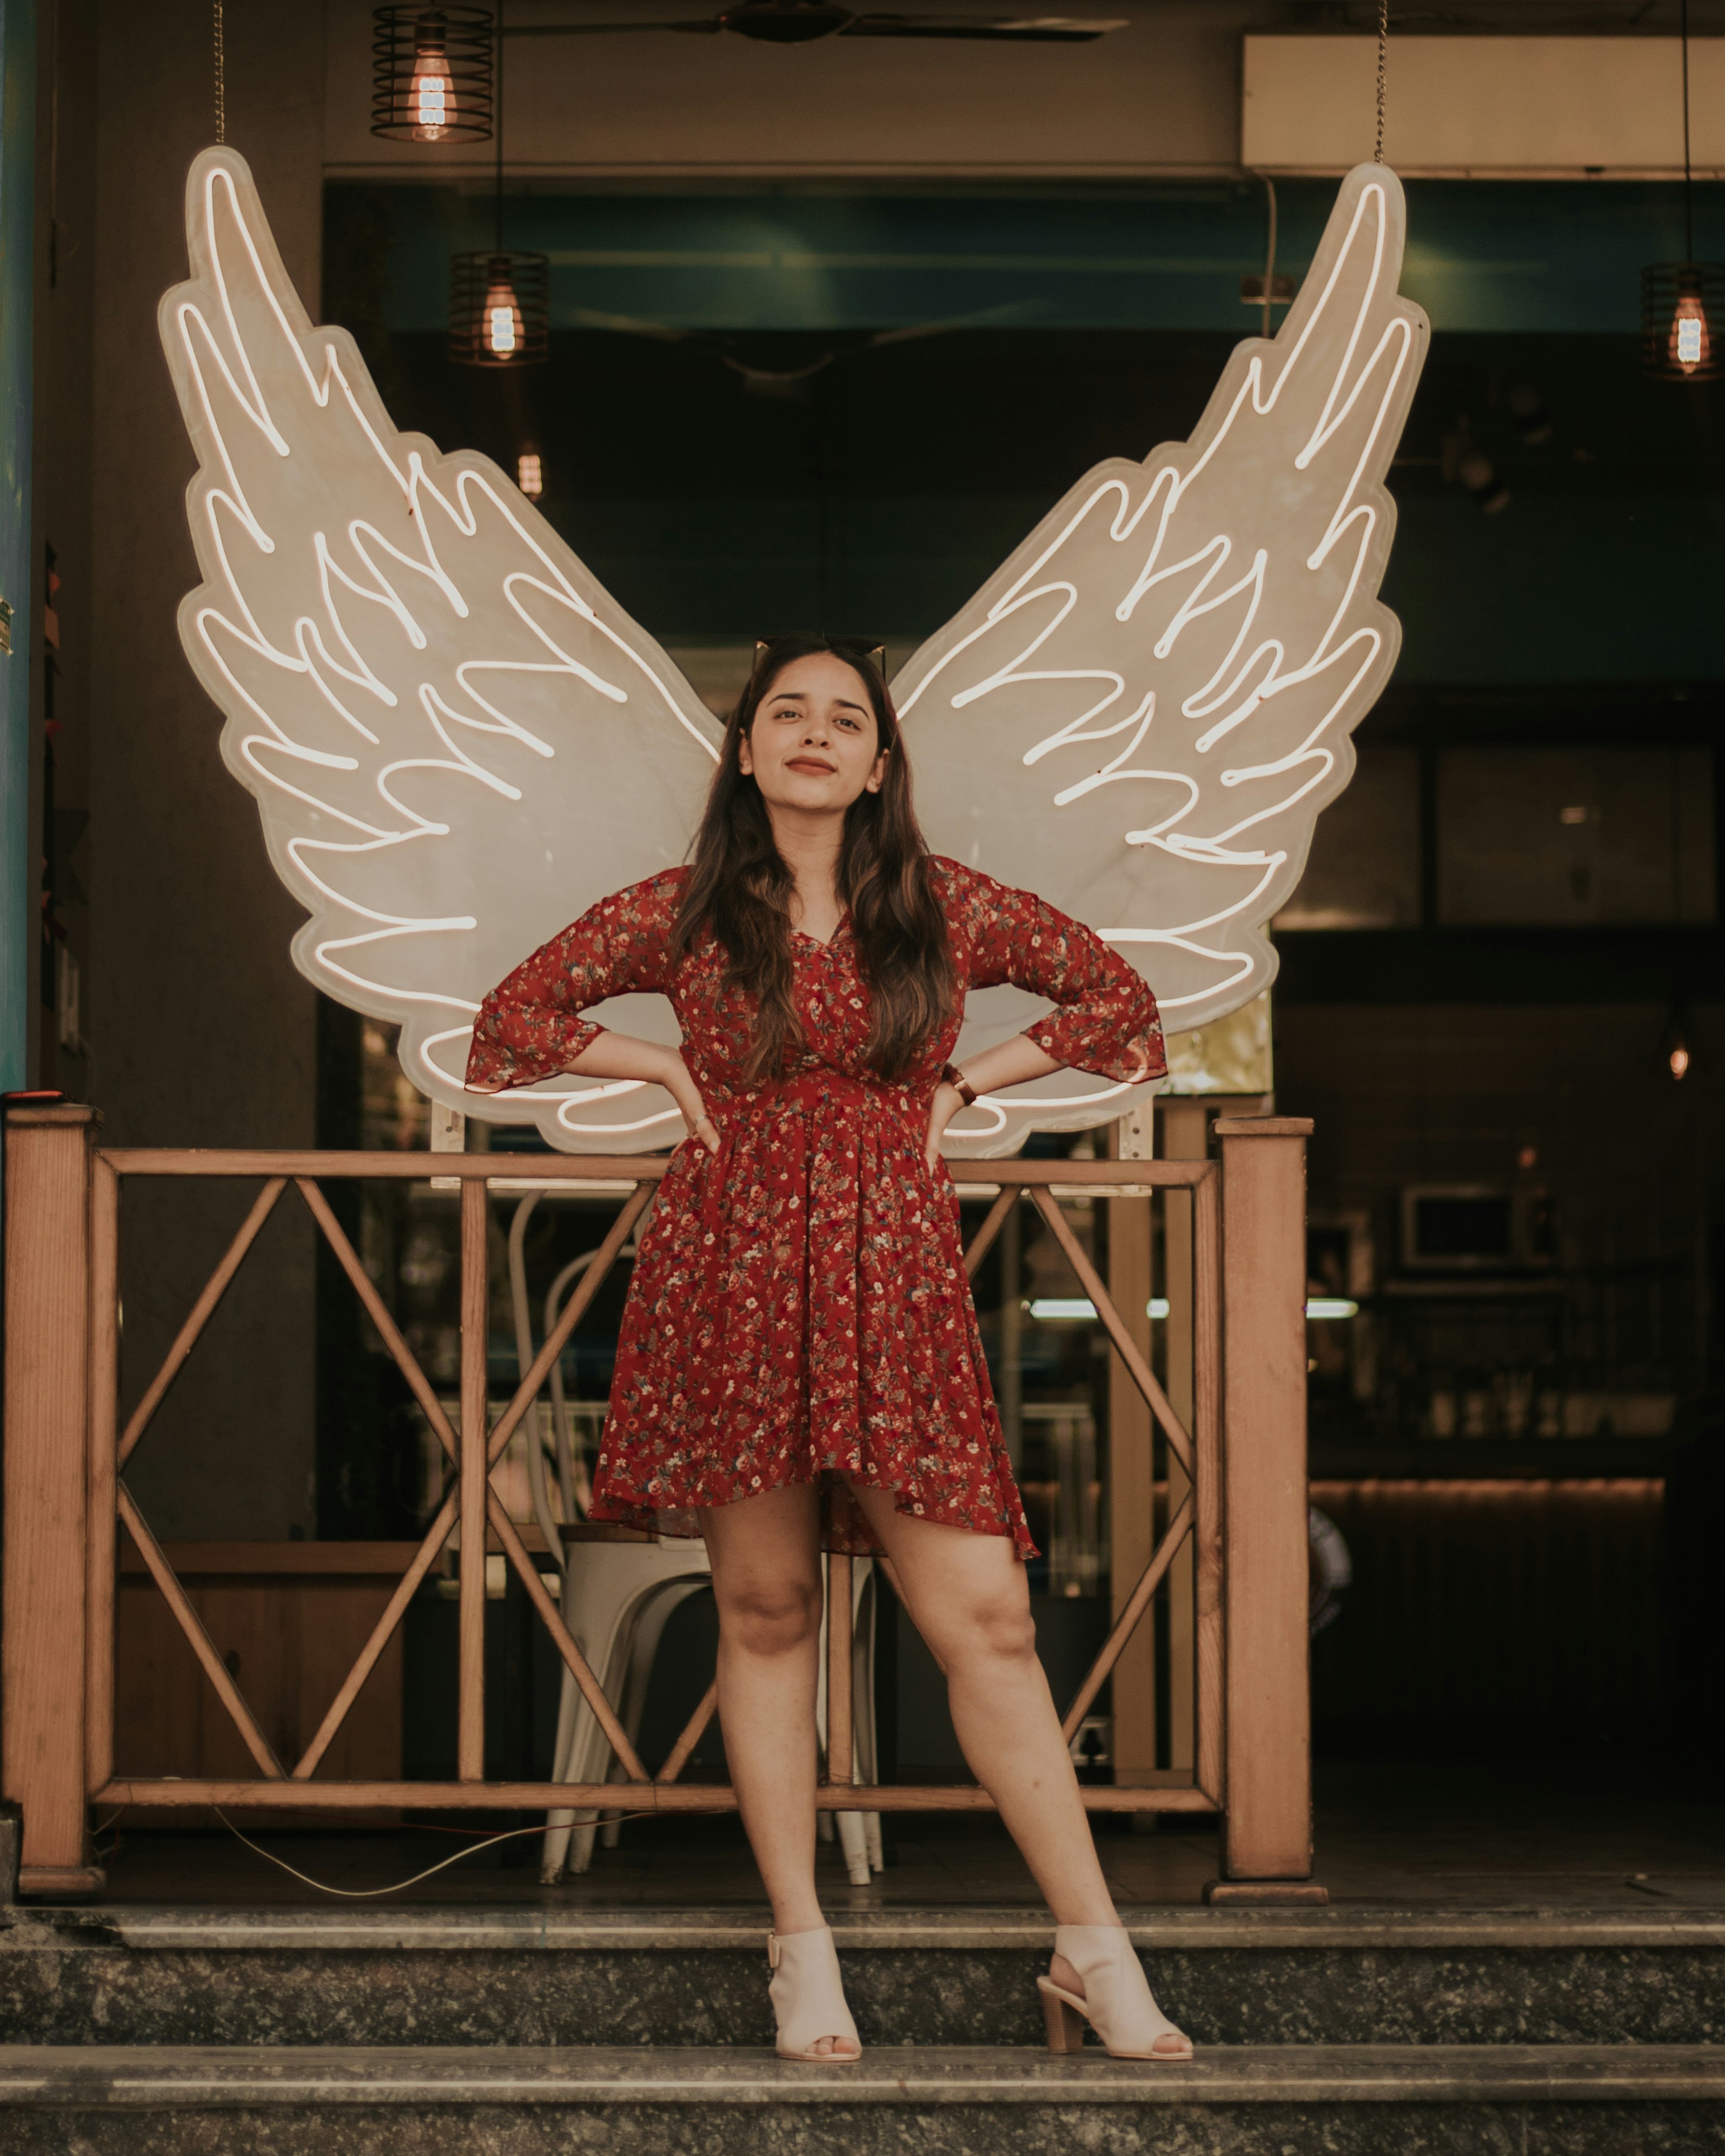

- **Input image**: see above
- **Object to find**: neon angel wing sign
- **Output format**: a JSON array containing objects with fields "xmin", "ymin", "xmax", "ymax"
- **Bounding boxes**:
[
  {"xmin": 906, "ymin": 161, "xmax": 1428, "ymax": 1151},
  {"xmin": 162, "ymin": 149, "xmax": 1425, "ymax": 1159},
  {"xmin": 160, "ymin": 149, "xmax": 720, "ymax": 1153}
]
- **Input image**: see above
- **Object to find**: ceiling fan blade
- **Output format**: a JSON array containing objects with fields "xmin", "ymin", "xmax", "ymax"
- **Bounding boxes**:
[
  {"xmin": 839, "ymin": 14, "xmax": 1126, "ymax": 38},
  {"xmin": 505, "ymin": 19, "xmax": 724, "ymax": 35}
]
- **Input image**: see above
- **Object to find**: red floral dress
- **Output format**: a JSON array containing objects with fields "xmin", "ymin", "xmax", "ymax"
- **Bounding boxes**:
[{"xmin": 466, "ymin": 859, "xmax": 1165, "ymax": 1558}]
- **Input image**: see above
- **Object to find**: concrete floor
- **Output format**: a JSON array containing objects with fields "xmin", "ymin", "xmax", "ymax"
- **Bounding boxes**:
[{"xmin": 88, "ymin": 1756, "xmax": 1725, "ymax": 1912}]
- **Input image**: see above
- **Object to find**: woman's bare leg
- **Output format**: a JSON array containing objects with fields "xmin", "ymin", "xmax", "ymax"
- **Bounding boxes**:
[
  {"xmin": 845, "ymin": 1482, "xmax": 1143, "ymax": 2014},
  {"xmin": 699, "ymin": 1483, "xmax": 857, "ymax": 2057}
]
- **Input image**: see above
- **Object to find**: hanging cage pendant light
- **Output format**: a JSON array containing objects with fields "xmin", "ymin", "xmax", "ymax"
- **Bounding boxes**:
[
  {"xmin": 1642, "ymin": 0, "xmax": 1721, "ymax": 382},
  {"xmin": 372, "ymin": 7, "xmax": 495, "ymax": 144},
  {"xmin": 447, "ymin": 6, "xmax": 548, "ymax": 368},
  {"xmin": 1643, "ymin": 262, "xmax": 1722, "ymax": 381},
  {"xmin": 449, "ymin": 249, "xmax": 548, "ymax": 366}
]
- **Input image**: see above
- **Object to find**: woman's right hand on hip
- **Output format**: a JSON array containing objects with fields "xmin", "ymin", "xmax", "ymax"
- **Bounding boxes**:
[{"xmin": 661, "ymin": 1049, "xmax": 721, "ymax": 1155}]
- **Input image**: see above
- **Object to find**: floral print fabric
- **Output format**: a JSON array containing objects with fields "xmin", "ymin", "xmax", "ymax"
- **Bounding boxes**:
[{"xmin": 467, "ymin": 859, "xmax": 1166, "ymax": 1557}]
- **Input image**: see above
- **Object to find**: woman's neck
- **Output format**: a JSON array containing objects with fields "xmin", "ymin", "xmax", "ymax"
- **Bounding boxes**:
[{"xmin": 766, "ymin": 802, "xmax": 845, "ymax": 936}]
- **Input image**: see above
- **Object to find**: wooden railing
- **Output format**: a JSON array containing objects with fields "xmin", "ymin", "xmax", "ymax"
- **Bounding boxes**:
[{"xmin": 1, "ymin": 1102, "xmax": 1318, "ymax": 1899}]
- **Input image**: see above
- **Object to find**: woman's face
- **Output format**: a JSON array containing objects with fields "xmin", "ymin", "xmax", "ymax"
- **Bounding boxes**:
[{"xmin": 738, "ymin": 652, "xmax": 886, "ymax": 818}]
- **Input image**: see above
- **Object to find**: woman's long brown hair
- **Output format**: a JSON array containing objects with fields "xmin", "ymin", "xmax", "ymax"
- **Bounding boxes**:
[{"xmin": 673, "ymin": 635, "xmax": 954, "ymax": 1083}]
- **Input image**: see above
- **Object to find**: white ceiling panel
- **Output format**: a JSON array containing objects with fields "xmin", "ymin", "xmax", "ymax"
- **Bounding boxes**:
[{"xmin": 1243, "ymin": 35, "xmax": 1725, "ymax": 179}]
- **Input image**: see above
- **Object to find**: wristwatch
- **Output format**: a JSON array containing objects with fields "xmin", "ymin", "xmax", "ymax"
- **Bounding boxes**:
[{"xmin": 940, "ymin": 1061, "xmax": 978, "ymax": 1107}]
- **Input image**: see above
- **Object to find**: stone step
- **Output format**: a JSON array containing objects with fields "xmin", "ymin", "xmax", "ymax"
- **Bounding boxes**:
[
  {"xmin": 0, "ymin": 2042, "xmax": 1721, "ymax": 2154},
  {"xmin": 3, "ymin": 1904, "xmax": 1722, "ymax": 2049}
]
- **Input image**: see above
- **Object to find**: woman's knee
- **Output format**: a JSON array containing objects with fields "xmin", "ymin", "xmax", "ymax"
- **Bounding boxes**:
[
  {"xmin": 717, "ymin": 1574, "xmax": 823, "ymax": 1659},
  {"xmin": 940, "ymin": 1586, "xmax": 1038, "ymax": 1670}
]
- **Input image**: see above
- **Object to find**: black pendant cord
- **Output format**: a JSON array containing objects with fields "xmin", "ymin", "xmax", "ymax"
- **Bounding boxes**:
[
  {"xmin": 495, "ymin": 2, "xmax": 506, "ymax": 256},
  {"xmin": 1681, "ymin": 0, "xmax": 1693, "ymax": 263},
  {"xmin": 213, "ymin": 0, "xmax": 225, "ymax": 146},
  {"xmin": 1259, "ymin": 176, "xmax": 1278, "ymax": 337},
  {"xmin": 1374, "ymin": 0, "xmax": 1388, "ymax": 164}
]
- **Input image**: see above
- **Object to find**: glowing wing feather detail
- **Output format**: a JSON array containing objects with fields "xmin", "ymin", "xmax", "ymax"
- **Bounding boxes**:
[
  {"xmin": 897, "ymin": 164, "xmax": 1428, "ymax": 1157},
  {"xmin": 161, "ymin": 148, "xmax": 720, "ymax": 1152}
]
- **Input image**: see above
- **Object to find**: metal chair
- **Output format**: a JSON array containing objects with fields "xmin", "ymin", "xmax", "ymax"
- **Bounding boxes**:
[{"xmin": 506, "ymin": 1193, "xmax": 881, "ymax": 1885}]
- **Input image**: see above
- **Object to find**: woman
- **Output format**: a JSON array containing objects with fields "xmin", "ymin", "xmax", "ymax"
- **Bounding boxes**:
[{"xmin": 466, "ymin": 635, "xmax": 1190, "ymax": 2066}]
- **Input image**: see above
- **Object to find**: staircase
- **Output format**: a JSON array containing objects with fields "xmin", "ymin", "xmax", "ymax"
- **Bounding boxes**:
[{"xmin": 2, "ymin": 1901, "xmax": 1722, "ymax": 2150}]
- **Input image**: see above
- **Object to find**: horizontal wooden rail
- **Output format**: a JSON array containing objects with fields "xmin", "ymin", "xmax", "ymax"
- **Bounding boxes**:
[
  {"xmin": 96, "ymin": 1147, "xmax": 1217, "ymax": 1190},
  {"xmin": 98, "ymin": 1150, "xmax": 677, "ymax": 1180},
  {"xmin": 953, "ymin": 1159, "xmax": 1215, "ymax": 1190},
  {"xmin": 97, "ymin": 1778, "xmax": 1217, "ymax": 1814}
]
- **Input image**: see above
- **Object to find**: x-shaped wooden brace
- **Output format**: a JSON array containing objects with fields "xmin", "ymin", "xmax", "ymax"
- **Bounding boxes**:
[{"xmin": 110, "ymin": 1173, "xmax": 716, "ymax": 1793}]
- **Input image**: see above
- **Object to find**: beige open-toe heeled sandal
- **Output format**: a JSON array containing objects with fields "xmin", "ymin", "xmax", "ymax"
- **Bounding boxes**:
[
  {"xmin": 1037, "ymin": 1923, "xmax": 1193, "ymax": 2061},
  {"xmin": 768, "ymin": 1926, "xmax": 862, "ymax": 2062}
]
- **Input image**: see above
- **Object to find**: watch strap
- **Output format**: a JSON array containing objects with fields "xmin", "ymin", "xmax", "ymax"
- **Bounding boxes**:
[{"xmin": 940, "ymin": 1060, "xmax": 978, "ymax": 1108}]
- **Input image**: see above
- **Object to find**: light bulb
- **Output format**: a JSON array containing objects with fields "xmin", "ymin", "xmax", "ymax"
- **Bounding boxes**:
[
  {"xmin": 1670, "ymin": 1043, "xmax": 1691, "ymax": 1081},
  {"xmin": 484, "ymin": 279, "xmax": 523, "ymax": 359},
  {"xmin": 408, "ymin": 41, "xmax": 455, "ymax": 142},
  {"xmin": 1669, "ymin": 291, "xmax": 1710, "ymax": 375},
  {"xmin": 517, "ymin": 451, "xmax": 543, "ymax": 497}
]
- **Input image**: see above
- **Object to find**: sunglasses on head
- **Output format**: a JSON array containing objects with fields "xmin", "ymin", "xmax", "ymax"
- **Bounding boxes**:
[{"xmin": 755, "ymin": 636, "xmax": 887, "ymax": 670}]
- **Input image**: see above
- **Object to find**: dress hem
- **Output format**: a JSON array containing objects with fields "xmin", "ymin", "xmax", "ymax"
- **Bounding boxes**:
[{"xmin": 590, "ymin": 1464, "xmax": 1037, "ymax": 1563}]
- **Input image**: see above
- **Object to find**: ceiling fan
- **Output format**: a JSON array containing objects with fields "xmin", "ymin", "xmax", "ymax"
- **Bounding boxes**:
[{"xmin": 509, "ymin": 3, "xmax": 1129, "ymax": 44}]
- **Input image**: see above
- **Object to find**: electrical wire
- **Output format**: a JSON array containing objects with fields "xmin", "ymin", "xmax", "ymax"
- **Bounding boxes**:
[
  {"xmin": 213, "ymin": 0, "xmax": 225, "ymax": 147},
  {"xmin": 213, "ymin": 1808, "xmax": 660, "ymax": 1900},
  {"xmin": 1680, "ymin": 0, "xmax": 1693, "ymax": 263},
  {"xmin": 494, "ymin": 4, "xmax": 506, "ymax": 256}
]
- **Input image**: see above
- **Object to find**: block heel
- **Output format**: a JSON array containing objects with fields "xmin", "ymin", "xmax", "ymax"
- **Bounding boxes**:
[{"xmin": 1038, "ymin": 1975, "xmax": 1087, "ymax": 2053}]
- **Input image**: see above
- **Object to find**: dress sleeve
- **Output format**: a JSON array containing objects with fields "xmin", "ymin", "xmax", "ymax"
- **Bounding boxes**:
[
  {"xmin": 945, "ymin": 861, "xmax": 1168, "ymax": 1085},
  {"xmin": 464, "ymin": 870, "xmax": 685, "ymax": 1093}
]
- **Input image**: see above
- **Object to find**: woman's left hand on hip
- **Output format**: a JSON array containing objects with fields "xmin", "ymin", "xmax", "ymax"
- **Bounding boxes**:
[{"xmin": 924, "ymin": 1080, "xmax": 966, "ymax": 1170}]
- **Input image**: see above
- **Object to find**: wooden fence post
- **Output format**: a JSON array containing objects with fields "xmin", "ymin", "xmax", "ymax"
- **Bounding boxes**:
[
  {"xmin": 1209, "ymin": 1114, "xmax": 1326, "ymax": 1903},
  {"xmin": 2, "ymin": 1103, "xmax": 102, "ymax": 1892},
  {"xmin": 1158, "ymin": 1098, "xmax": 1211, "ymax": 1780},
  {"xmin": 458, "ymin": 1177, "xmax": 489, "ymax": 1782},
  {"xmin": 1106, "ymin": 1107, "xmax": 1157, "ymax": 1787}
]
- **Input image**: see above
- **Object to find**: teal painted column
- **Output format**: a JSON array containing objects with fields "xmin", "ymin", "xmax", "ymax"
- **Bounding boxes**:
[{"xmin": 0, "ymin": 0, "xmax": 31, "ymax": 1092}]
